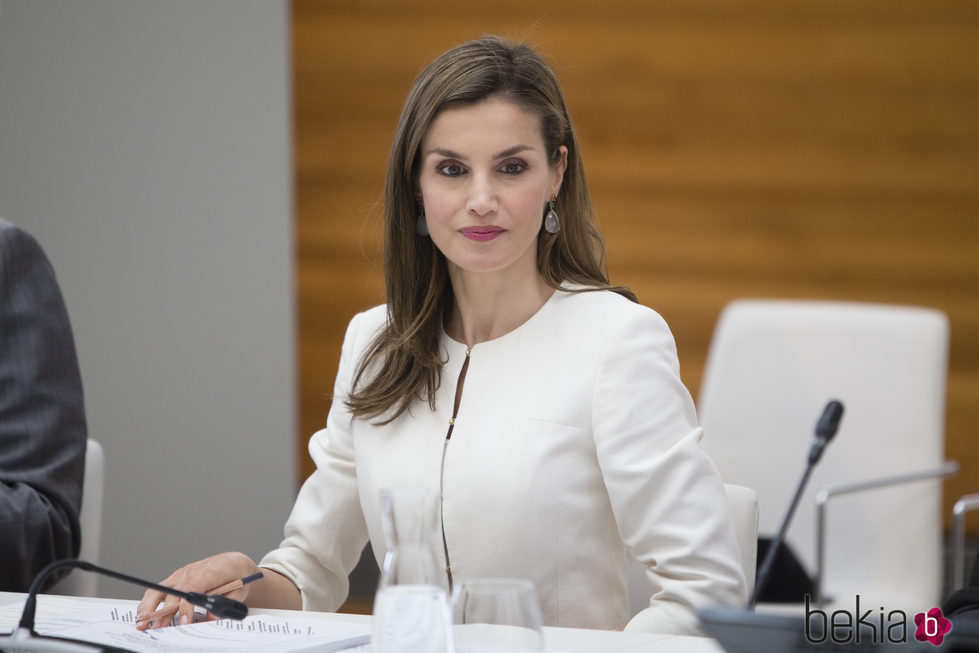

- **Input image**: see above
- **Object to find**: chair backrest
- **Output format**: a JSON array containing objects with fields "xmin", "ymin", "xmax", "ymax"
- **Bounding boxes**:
[
  {"xmin": 49, "ymin": 439, "xmax": 105, "ymax": 596},
  {"xmin": 698, "ymin": 299, "xmax": 948, "ymax": 612},
  {"xmin": 724, "ymin": 483, "xmax": 760, "ymax": 593},
  {"xmin": 628, "ymin": 483, "xmax": 759, "ymax": 616}
]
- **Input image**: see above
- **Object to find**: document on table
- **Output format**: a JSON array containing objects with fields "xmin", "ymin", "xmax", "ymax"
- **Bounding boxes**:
[
  {"xmin": 0, "ymin": 596, "xmax": 370, "ymax": 652},
  {"xmin": 0, "ymin": 597, "xmax": 573, "ymax": 652}
]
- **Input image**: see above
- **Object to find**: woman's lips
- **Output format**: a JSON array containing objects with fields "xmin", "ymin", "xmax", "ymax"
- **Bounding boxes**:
[{"xmin": 459, "ymin": 226, "xmax": 504, "ymax": 242}]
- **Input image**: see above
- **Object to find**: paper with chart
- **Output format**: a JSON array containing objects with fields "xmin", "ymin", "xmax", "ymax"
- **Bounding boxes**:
[
  {"xmin": 0, "ymin": 597, "xmax": 370, "ymax": 652},
  {"xmin": 0, "ymin": 597, "xmax": 573, "ymax": 652}
]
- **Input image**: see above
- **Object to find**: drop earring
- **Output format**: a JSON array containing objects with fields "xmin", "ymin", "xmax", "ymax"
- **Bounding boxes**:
[
  {"xmin": 416, "ymin": 203, "xmax": 429, "ymax": 236},
  {"xmin": 544, "ymin": 195, "xmax": 560, "ymax": 234}
]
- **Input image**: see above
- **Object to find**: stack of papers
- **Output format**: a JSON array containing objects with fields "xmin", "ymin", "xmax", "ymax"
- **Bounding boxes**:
[
  {"xmin": 1, "ymin": 596, "xmax": 574, "ymax": 652},
  {"xmin": 0, "ymin": 596, "xmax": 370, "ymax": 652}
]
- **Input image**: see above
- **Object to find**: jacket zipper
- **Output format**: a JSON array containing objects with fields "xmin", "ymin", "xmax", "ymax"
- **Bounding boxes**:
[{"xmin": 439, "ymin": 347, "xmax": 471, "ymax": 591}]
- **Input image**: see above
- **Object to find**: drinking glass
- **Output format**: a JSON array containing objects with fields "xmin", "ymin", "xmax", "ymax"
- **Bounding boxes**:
[
  {"xmin": 376, "ymin": 486, "xmax": 446, "ymax": 591},
  {"xmin": 371, "ymin": 486, "xmax": 453, "ymax": 653},
  {"xmin": 372, "ymin": 584, "xmax": 453, "ymax": 653},
  {"xmin": 451, "ymin": 578, "xmax": 544, "ymax": 651}
]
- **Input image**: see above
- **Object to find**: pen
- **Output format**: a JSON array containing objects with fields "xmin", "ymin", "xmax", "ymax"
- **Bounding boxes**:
[{"xmin": 140, "ymin": 571, "xmax": 264, "ymax": 625}]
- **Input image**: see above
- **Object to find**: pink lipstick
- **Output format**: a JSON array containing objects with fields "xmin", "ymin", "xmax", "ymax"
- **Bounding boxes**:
[{"xmin": 459, "ymin": 226, "xmax": 504, "ymax": 242}]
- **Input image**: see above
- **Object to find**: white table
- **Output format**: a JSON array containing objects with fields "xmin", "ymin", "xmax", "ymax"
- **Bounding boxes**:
[{"xmin": 0, "ymin": 592, "xmax": 725, "ymax": 652}]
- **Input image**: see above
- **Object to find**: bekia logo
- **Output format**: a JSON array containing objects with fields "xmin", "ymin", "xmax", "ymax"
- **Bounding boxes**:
[
  {"xmin": 805, "ymin": 595, "xmax": 953, "ymax": 646},
  {"xmin": 914, "ymin": 607, "xmax": 953, "ymax": 647}
]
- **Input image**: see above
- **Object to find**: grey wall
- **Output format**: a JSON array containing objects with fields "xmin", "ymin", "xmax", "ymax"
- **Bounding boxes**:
[{"xmin": 0, "ymin": 0, "xmax": 296, "ymax": 598}]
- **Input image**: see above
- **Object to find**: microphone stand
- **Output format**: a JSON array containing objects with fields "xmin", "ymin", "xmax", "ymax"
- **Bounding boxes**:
[
  {"xmin": 1, "ymin": 558, "xmax": 248, "ymax": 652},
  {"xmin": 748, "ymin": 464, "xmax": 815, "ymax": 609},
  {"xmin": 747, "ymin": 400, "xmax": 844, "ymax": 609}
]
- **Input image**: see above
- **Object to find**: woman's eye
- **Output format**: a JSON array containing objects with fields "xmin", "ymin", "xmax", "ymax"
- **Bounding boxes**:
[
  {"xmin": 437, "ymin": 163, "xmax": 465, "ymax": 177},
  {"xmin": 499, "ymin": 161, "xmax": 526, "ymax": 175}
]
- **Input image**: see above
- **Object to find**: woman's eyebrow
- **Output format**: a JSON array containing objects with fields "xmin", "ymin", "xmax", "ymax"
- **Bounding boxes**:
[
  {"xmin": 424, "ymin": 145, "xmax": 537, "ymax": 160},
  {"xmin": 494, "ymin": 144, "xmax": 534, "ymax": 159},
  {"xmin": 426, "ymin": 147, "xmax": 465, "ymax": 160}
]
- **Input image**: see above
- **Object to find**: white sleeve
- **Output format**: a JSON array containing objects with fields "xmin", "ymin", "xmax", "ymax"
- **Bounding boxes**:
[
  {"xmin": 259, "ymin": 310, "xmax": 373, "ymax": 612},
  {"xmin": 592, "ymin": 306, "xmax": 748, "ymax": 634}
]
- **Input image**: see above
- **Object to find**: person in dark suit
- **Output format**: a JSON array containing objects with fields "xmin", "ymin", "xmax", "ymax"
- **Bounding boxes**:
[
  {"xmin": 946, "ymin": 549, "xmax": 979, "ymax": 623},
  {"xmin": 0, "ymin": 217, "xmax": 86, "ymax": 591}
]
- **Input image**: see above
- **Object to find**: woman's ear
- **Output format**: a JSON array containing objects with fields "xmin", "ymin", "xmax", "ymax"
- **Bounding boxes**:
[{"xmin": 551, "ymin": 146, "xmax": 569, "ymax": 197}]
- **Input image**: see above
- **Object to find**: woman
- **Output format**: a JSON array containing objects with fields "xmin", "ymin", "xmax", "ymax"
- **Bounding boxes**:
[{"xmin": 137, "ymin": 35, "xmax": 746, "ymax": 635}]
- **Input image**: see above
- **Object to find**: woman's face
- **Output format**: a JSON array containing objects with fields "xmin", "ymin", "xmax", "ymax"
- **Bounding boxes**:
[{"xmin": 418, "ymin": 97, "xmax": 567, "ymax": 286}]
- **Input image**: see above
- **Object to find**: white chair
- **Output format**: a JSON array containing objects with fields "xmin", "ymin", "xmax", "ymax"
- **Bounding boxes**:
[
  {"xmin": 952, "ymin": 493, "xmax": 979, "ymax": 590},
  {"xmin": 628, "ymin": 483, "xmax": 759, "ymax": 616},
  {"xmin": 49, "ymin": 439, "xmax": 105, "ymax": 596},
  {"xmin": 698, "ymin": 299, "xmax": 949, "ymax": 613}
]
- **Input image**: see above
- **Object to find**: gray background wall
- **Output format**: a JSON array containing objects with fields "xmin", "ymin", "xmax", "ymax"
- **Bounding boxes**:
[{"xmin": 0, "ymin": 0, "xmax": 296, "ymax": 598}]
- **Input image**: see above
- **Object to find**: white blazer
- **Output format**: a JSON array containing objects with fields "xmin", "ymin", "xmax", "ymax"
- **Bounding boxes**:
[{"xmin": 260, "ymin": 287, "xmax": 747, "ymax": 634}]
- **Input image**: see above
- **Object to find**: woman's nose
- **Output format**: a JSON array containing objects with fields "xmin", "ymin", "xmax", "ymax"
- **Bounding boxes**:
[{"xmin": 466, "ymin": 174, "xmax": 497, "ymax": 216}]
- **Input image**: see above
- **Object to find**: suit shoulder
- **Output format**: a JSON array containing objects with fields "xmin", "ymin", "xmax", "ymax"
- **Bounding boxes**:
[
  {"xmin": 341, "ymin": 304, "xmax": 388, "ymax": 352},
  {"xmin": 0, "ymin": 220, "xmax": 60, "ymax": 294},
  {"xmin": 352, "ymin": 304, "xmax": 387, "ymax": 332},
  {"xmin": 553, "ymin": 288, "xmax": 669, "ymax": 331},
  {"xmin": 0, "ymin": 219, "xmax": 44, "ymax": 262}
]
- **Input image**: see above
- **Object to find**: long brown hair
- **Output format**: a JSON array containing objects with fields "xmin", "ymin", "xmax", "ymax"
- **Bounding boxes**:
[{"xmin": 346, "ymin": 35, "xmax": 635, "ymax": 423}]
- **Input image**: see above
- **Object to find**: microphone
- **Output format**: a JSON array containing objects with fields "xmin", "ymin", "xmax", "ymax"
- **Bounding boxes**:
[
  {"xmin": 0, "ymin": 558, "xmax": 248, "ymax": 652},
  {"xmin": 747, "ymin": 400, "xmax": 845, "ymax": 609},
  {"xmin": 808, "ymin": 400, "xmax": 844, "ymax": 465}
]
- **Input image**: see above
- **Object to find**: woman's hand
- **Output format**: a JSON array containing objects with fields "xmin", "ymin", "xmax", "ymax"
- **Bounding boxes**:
[{"xmin": 135, "ymin": 551, "xmax": 260, "ymax": 630}]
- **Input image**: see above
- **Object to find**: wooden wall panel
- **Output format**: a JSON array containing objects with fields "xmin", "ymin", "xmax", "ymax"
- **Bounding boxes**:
[{"xmin": 292, "ymin": 1, "xmax": 979, "ymax": 532}]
